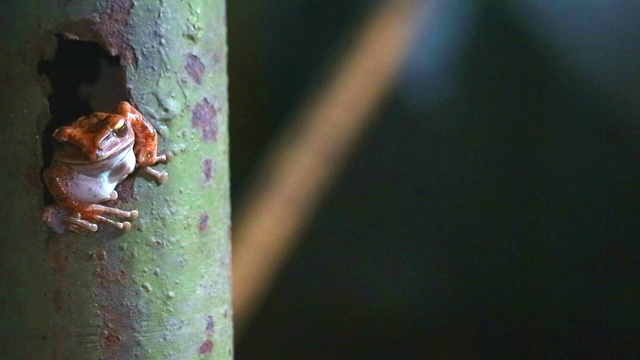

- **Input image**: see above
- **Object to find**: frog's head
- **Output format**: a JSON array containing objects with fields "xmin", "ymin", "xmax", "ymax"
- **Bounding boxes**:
[{"xmin": 53, "ymin": 113, "xmax": 135, "ymax": 164}]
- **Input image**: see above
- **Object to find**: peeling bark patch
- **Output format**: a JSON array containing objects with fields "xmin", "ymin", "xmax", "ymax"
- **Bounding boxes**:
[
  {"xmin": 92, "ymin": 243, "xmax": 139, "ymax": 358},
  {"xmin": 56, "ymin": 0, "xmax": 137, "ymax": 65},
  {"xmin": 103, "ymin": 332, "xmax": 122, "ymax": 347},
  {"xmin": 199, "ymin": 213, "xmax": 209, "ymax": 232},
  {"xmin": 203, "ymin": 158, "xmax": 214, "ymax": 183},
  {"xmin": 93, "ymin": 248, "xmax": 127, "ymax": 286},
  {"xmin": 94, "ymin": 0, "xmax": 137, "ymax": 65},
  {"xmin": 47, "ymin": 239, "xmax": 74, "ymax": 359},
  {"xmin": 97, "ymin": 303, "xmax": 137, "ymax": 356},
  {"xmin": 185, "ymin": 54, "xmax": 205, "ymax": 84},
  {"xmin": 192, "ymin": 98, "xmax": 218, "ymax": 142}
]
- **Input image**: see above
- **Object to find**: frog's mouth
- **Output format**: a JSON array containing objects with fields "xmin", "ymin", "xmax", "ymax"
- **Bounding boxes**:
[{"xmin": 55, "ymin": 138, "xmax": 134, "ymax": 165}]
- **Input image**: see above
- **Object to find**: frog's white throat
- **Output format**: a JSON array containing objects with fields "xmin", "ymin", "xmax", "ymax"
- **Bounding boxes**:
[{"xmin": 60, "ymin": 144, "xmax": 135, "ymax": 177}]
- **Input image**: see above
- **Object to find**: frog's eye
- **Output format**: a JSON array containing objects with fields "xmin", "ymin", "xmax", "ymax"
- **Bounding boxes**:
[
  {"xmin": 113, "ymin": 119, "xmax": 125, "ymax": 130},
  {"xmin": 113, "ymin": 119, "xmax": 127, "ymax": 137}
]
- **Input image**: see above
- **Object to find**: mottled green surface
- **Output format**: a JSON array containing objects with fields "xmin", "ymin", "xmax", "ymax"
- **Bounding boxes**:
[{"xmin": 0, "ymin": 1, "xmax": 232, "ymax": 359}]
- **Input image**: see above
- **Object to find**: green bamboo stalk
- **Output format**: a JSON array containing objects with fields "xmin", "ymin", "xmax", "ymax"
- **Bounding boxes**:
[{"xmin": 0, "ymin": 1, "xmax": 232, "ymax": 359}]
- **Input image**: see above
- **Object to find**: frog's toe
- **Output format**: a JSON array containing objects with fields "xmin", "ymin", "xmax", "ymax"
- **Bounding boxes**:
[
  {"xmin": 66, "ymin": 216, "xmax": 98, "ymax": 232},
  {"xmin": 69, "ymin": 224, "xmax": 92, "ymax": 233},
  {"xmin": 95, "ymin": 215, "xmax": 133, "ymax": 232},
  {"xmin": 158, "ymin": 171, "xmax": 168, "ymax": 184},
  {"xmin": 109, "ymin": 191, "xmax": 118, "ymax": 201},
  {"xmin": 142, "ymin": 166, "xmax": 168, "ymax": 184},
  {"xmin": 129, "ymin": 210, "xmax": 139, "ymax": 220},
  {"xmin": 155, "ymin": 152, "xmax": 173, "ymax": 163}
]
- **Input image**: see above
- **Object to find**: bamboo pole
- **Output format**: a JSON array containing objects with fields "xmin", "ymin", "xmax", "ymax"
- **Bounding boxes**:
[{"xmin": 0, "ymin": 1, "xmax": 232, "ymax": 359}]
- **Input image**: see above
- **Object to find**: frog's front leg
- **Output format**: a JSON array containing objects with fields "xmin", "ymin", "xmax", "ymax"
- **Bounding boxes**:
[{"xmin": 117, "ymin": 101, "xmax": 172, "ymax": 183}]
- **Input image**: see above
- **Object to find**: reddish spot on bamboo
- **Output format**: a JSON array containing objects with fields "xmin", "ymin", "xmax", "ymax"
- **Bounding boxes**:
[
  {"xmin": 151, "ymin": 239, "xmax": 164, "ymax": 248},
  {"xmin": 186, "ymin": 54, "xmax": 206, "ymax": 84},
  {"xmin": 199, "ymin": 213, "xmax": 209, "ymax": 232},
  {"xmin": 198, "ymin": 340, "xmax": 214, "ymax": 354},
  {"xmin": 203, "ymin": 158, "xmax": 214, "ymax": 183},
  {"xmin": 192, "ymin": 98, "xmax": 218, "ymax": 142},
  {"xmin": 205, "ymin": 315, "xmax": 215, "ymax": 334}
]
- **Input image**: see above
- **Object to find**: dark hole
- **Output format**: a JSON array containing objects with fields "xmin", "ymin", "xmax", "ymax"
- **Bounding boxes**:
[{"xmin": 39, "ymin": 36, "xmax": 127, "ymax": 203}]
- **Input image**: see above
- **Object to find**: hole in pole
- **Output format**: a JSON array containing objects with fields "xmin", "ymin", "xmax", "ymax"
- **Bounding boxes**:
[{"xmin": 39, "ymin": 36, "xmax": 128, "ymax": 203}]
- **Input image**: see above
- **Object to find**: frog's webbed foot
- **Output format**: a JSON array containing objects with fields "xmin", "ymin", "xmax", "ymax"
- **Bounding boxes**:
[{"xmin": 46, "ymin": 203, "xmax": 139, "ymax": 233}]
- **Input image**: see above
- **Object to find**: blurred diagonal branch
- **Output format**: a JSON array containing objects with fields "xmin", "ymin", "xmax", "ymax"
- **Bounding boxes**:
[{"xmin": 233, "ymin": 0, "xmax": 424, "ymax": 333}]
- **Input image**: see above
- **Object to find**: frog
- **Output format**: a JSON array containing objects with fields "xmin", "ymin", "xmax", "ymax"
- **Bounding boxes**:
[{"xmin": 41, "ymin": 101, "xmax": 171, "ymax": 234}]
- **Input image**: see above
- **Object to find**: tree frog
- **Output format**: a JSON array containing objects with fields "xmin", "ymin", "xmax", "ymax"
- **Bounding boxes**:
[{"xmin": 41, "ymin": 101, "xmax": 171, "ymax": 234}]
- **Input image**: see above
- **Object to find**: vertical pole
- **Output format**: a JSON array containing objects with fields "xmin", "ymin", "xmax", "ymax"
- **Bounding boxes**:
[{"xmin": 0, "ymin": 0, "xmax": 232, "ymax": 359}]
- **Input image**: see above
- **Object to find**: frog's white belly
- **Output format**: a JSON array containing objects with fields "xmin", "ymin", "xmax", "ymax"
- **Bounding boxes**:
[{"xmin": 62, "ymin": 147, "xmax": 136, "ymax": 204}]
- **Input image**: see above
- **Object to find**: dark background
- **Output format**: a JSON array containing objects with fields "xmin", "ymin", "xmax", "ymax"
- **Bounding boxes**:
[{"xmin": 228, "ymin": 0, "xmax": 640, "ymax": 358}]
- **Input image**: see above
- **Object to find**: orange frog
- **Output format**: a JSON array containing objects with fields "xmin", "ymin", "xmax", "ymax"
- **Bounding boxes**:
[{"xmin": 41, "ymin": 101, "xmax": 171, "ymax": 234}]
